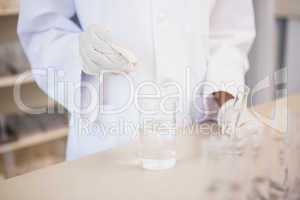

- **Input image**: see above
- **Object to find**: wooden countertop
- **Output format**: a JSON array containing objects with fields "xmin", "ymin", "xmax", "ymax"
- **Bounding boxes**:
[{"xmin": 1, "ymin": 96, "xmax": 299, "ymax": 200}]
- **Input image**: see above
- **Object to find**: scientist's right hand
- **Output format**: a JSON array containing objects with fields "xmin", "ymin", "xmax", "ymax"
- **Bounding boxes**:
[{"xmin": 79, "ymin": 25, "xmax": 138, "ymax": 75}]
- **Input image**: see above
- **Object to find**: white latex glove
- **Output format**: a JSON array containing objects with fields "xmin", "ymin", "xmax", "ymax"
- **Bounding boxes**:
[
  {"xmin": 217, "ymin": 99, "xmax": 263, "ymax": 139},
  {"xmin": 79, "ymin": 25, "xmax": 138, "ymax": 75}
]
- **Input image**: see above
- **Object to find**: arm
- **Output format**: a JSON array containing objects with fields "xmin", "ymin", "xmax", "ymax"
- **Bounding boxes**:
[
  {"xmin": 207, "ymin": 0, "xmax": 256, "ymax": 106},
  {"xmin": 17, "ymin": 0, "xmax": 82, "ymax": 112}
]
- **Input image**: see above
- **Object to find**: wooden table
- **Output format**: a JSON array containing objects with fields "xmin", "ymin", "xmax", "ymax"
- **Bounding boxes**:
[{"xmin": 0, "ymin": 96, "xmax": 299, "ymax": 200}]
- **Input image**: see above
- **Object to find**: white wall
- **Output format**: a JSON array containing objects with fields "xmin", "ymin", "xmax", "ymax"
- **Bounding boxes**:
[
  {"xmin": 247, "ymin": 0, "xmax": 276, "ymax": 105},
  {"xmin": 286, "ymin": 19, "xmax": 300, "ymax": 95}
]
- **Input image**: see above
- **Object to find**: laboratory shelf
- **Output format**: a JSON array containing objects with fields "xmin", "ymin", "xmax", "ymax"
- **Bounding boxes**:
[
  {"xmin": 0, "ymin": 9, "xmax": 17, "ymax": 16},
  {"xmin": 0, "ymin": 126, "xmax": 68, "ymax": 155},
  {"xmin": 276, "ymin": 0, "xmax": 300, "ymax": 19},
  {"xmin": 0, "ymin": 0, "xmax": 18, "ymax": 16},
  {"xmin": 0, "ymin": 71, "xmax": 33, "ymax": 89}
]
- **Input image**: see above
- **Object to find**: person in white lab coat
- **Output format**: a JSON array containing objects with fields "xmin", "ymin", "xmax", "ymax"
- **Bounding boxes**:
[{"xmin": 17, "ymin": 0, "xmax": 256, "ymax": 160}]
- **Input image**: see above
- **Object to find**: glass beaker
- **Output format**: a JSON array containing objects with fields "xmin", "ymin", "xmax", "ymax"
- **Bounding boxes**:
[
  {"xmin": 204, "ymin": 87, "xmax": 253, "ymax": 157},
  {"xmin": 221, "ymin": 87, "xmax": 252, "ymax": 155},
  {"xmin": 139, "ymin": 101, "xmax": 177, "ymax": 170}
]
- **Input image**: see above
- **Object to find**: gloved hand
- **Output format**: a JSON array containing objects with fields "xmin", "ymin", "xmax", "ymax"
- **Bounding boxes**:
[
  {"xmin": 79, "ymin": 25, "xmax": 138, "ymax": 75},
  {"xmin": 217, "ymin": 98, "xmax": 263, "ymax": 139}
]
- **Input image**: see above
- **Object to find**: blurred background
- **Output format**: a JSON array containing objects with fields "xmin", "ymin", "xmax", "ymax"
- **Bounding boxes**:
[{"xmin": 0, "ymin": 0, "xmax": 298, "ymax": 179}]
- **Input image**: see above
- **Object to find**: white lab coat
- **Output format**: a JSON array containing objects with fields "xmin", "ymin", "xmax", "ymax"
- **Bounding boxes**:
[{"xmin": 17, "ymin": 0, "xmax": 255, "ymax": 160}]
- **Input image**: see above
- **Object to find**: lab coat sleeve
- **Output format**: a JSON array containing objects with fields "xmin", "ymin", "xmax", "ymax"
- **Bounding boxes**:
[
  {"xmin": 17, "ymin": 0, "xmax": 82, "ymax": 112},
  {"xmin": 205, "ymin": 0, "xmax": 256, "ymax": 97}
]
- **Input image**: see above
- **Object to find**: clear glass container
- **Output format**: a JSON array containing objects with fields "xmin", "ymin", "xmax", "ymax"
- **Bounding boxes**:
[
  {"xmin": 139, "ymin": 101, "xmax": 177, "ymax": 170},
  {"xmin": 203, "ymin": 88, "xmax": 254, "ymax": 157}
]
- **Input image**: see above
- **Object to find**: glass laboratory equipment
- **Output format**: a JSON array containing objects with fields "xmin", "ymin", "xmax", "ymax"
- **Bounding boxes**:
[
  {"xmin": 221, "ymin": 87, "xmax": 251, "ymax": 155},
  {"xmin": 202, "ymin": 87, "xmax": 256, "ymax": 157},
  {"xmin": 139, "ymin": 98, "xmax": 177, "ymax": 170}
]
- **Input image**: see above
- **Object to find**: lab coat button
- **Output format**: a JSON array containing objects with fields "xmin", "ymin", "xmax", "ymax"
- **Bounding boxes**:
[{"xmin": 157, "ymin": 13, "xmax": 167, "ymax": 23}]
